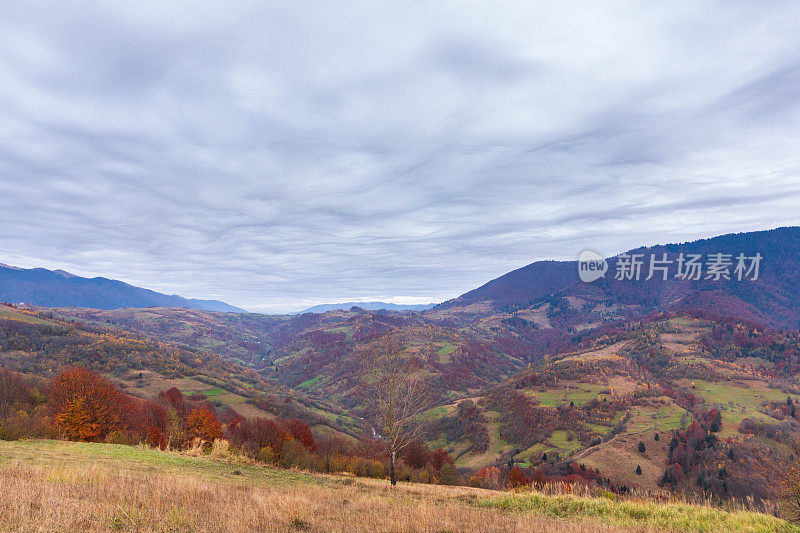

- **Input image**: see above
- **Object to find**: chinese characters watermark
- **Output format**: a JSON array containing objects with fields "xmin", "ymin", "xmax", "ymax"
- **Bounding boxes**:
[{"xmin": 578, "ymin": 251, "xmax": 762, "ymax": 283}]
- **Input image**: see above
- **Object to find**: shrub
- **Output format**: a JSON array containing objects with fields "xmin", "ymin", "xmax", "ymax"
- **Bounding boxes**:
[
  {"xmin": 415, "ymin": 467, "xmax": 433, "ymax": 484},
  {"xmin": 257, "ymin": 446, "xmax": 277, "ymax": 464},
  {"xmin": 438, "ymin": 463, "xmax": 461, "ymax": 486},
  {"xmin": 710, "ymin": 410, "xmax": 722, "ymax": 433},
  {"xmin": 286, "ymin": 419, "xmax": 316, "ymax": 450},
  {"xmin": 210, "ymin": 438, "xmax": 230, "ymax": 459},
  {"xmin": 602, "ymin": 491, "xmax": 620, "ymax": 501},
  {"xmin": 0, "ymin": 369, "xmax": 35, "ymax": 417},
  {"xmin": 251, "ymin": 418, "xmax": 288, "ymax": 454},
  {"xmin": 290, "ymin": 517, "xmax": 310, "ymax": 530},
  {"xmin": 104, "ymin": 430, "xmax": 139, "ymax": 445},
  {"xmin": 280, "ymin": 438, "xmax": 313, "ymax": 470},
  {"xmin": 346, "ymin": 455, "xmax": 384, "ymax": 478},
  {"xmin": 507, "ymin": 467, "xmax": 527, "ymax": 488},
  {"xmin": 145, "ymin": 426, "xmax": 167, "ymax": 449},
  {"xmin": 477, "ymin": 466, "xmax": 503, "ymax": 490},
  {"xmin": 431, "ymin": 448, "xmax": 455, "ymax": 470}
]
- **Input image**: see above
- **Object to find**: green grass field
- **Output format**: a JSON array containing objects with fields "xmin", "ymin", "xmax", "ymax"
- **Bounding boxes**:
[
  {"xmin": 0, "ymin": 306, "xmax": 66, "ymax": 327},
  {"xmin": 514, "ymin": 443, "xmax": 559, "ymax": 467},
  {"xmin": 436, "ymin": 341, "xmax": 457, "ymax": 363},
  {"xmin": 548, "ymin": 430, "xmax": 582, "ymax": 453},
  {"xmin": 627, "ymin": 403, "xmax": 690, "ymax": 434},
  {"xmin": 323, "ymin": 325, "xmax": 353, "ymax": 340},
  {"xmin": 184, "ymin": 387, "xmax": 226, "ymax": 397},
  {"xmin": 484, "ymin": 492, "xmax": 797, "ymax": 532},
  {"xmin": 529, "ymin": 383, "xmax": 607, "ymax": 407},
  {"xmin": 298, "ymin": 375, "xmax": 329, "ymax": 390},
  {"xmin": 420, "ymin": 403, "xmax": 456, "ymax": 421},
  {"xmin": 687, "ymin": 379, "xmax": 800, "ymax": 438}
]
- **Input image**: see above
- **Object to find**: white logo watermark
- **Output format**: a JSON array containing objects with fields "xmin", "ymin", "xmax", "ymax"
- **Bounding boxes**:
[
  {"xmin": 578, "ymin": 250, "xmax": 608, "ymax": 282},
  {"xmin": 578, "ymin": 251, "xmax": 762, "ymax": 283}
]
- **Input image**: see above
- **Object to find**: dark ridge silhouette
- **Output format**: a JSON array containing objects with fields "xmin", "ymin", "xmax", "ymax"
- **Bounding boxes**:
[
  {"xmin": 434, "ymin": 226, "xmax": 800, "ymax": 329},
  {"xmin": 0, "ymin": 264, "xmax": 246, "ymax": 313}
]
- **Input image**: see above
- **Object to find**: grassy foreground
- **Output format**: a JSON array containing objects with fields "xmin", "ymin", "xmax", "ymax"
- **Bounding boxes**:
[{"xmin": 0, "ymin": 440, "xmax": 796, "ymax": 532}]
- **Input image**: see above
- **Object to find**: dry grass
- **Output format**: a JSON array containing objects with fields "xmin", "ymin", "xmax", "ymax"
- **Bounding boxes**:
[{"xmin": 0, "ymin": 439, "xmax": 795, "ymax": 532}]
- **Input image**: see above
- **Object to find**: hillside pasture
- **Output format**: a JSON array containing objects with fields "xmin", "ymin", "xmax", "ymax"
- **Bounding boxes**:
[
  {"xmin": 435, "ymin": 341, "xmax": 457, "ymax": 363},
  {"xmin": 527, "ymin": 383, "xmax": 608, "ymax": 408},
  {"xmin": 679, "ymin": 379, "xmax": 800, "ymax": 438},
  {"xmin": 576, "ymin": 432, "xmax": 671, "ymax": 493},
  {"xmin": 1, "ymin": 439, "xmax": 794, "ymax": 532}
]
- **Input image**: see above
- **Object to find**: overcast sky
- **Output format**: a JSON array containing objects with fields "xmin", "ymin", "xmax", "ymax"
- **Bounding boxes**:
[{"xmin": 1, "ymin": 2, "xmax": 800, "ymax": 313}]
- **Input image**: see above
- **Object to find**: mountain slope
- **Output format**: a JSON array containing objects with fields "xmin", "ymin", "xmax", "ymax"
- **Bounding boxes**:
[
  {"xmin": 433, "ymin": 226, "xmax": 800, "ymax": 330},
  {"xmin": 438, "ymin": 260, "xmax": 579, "ymax": 312},
  {"xmin": 0, "ymin": 264, "xmax": 246, "ymax": 312},
  {"xmin": 48, "ymin": 227, "xmax": 800, "ymax": 419}
]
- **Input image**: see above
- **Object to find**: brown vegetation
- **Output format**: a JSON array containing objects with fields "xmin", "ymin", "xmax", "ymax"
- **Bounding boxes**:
[{"xmin": 0, "ymin": 441, "xmax": 626, "ymax": 533}]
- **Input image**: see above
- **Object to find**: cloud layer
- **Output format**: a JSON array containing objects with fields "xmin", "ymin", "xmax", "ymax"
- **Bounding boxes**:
[{"xmin": 1, "ymin": 1, "xmax": 800, "ymax": 312}]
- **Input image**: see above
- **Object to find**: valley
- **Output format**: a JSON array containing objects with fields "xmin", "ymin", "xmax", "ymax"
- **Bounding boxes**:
[{"xmin": 4, "ymin": 227, "xmax": 800, "ymax": 528}]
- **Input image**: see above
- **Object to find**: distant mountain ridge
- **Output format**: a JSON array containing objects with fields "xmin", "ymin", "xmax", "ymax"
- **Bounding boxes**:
[
  {"xmin": 434, "ymin": 226, "xmax": 800, "ymax": 330},
  {"xmin": 0, "ymin": 264, "xmax": 246, "ymax": 313},
  {"xmin": 298, "ymin": 301, "xmax": 437, "ymax": 314}
]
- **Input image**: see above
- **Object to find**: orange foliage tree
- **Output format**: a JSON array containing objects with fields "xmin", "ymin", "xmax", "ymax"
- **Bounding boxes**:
[
  {"xmin": 477, "ymin": 466, "xmax": 502, "ymax": 490},
  {"xmin": 186, "ymin": 407, "xmax": 222, "ymax": 443},
  {"xmin": 49, "ymin": 367, "xmax": 127, "ymax": 442}
]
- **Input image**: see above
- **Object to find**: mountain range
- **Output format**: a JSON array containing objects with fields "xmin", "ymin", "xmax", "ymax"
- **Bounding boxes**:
[
  {"xmin": 0, "ymin": 264, "xmax": 246, "ymax": 313},
  {"xmin": 5, "ymin": 226, "xmax": 798, "ymax": 327}
]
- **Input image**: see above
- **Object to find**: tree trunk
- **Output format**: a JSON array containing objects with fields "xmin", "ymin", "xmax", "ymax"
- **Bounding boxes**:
[{"xmin": 390, "ymin": 449, "xmax": 397, "ymax": 485}]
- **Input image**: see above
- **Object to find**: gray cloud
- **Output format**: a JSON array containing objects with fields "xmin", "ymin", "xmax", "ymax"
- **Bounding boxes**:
[{"xmin": 1, "ymin": 1, "xmax": 800, "ymax": 312}]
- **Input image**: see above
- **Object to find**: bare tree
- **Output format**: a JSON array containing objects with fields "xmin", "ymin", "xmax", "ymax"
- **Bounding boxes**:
[{"xmin": 359, "ymin": 333, "xmax": 429, "ymax": 485}]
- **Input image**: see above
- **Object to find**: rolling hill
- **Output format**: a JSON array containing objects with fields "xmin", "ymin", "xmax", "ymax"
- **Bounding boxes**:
[
  {"xmin": 0, "ymin": 264, "xmax": 246, "ymax": 313},
  {"xmin": 0, "ymin": 303, "xmax": 357, "ymax": 437},
  {"xmin": 298, "ymin": 302, "xmax": 437, "ymax": 314},
  {"xmin": 15, "ymin": 301, "xmax": 800, "ymax": 504},
  {"xmin": 49, "ymin": 227, "xmax": 800, "ymax": 419},
  {"xmin": 420, "ymin": 311, "xmax": 800, "ymax": 499}
]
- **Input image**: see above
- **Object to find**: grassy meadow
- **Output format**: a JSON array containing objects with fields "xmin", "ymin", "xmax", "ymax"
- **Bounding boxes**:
[{"xmin": 1, "ymin": 439, "xmax": 797, "ymax": 532}]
